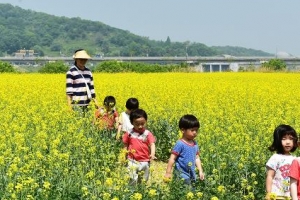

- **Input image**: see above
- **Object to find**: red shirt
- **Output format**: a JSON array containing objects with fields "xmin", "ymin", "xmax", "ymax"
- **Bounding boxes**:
[
  {"xmin": 122, "ymin": 130, "xmax": 155, "ymax": 162},
  {"xmin": 289, "ymin": 158, "xmax": 300, "ymax": 198}
]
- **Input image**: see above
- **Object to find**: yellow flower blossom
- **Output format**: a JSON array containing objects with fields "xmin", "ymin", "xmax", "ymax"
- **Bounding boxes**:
[
  {"xmin": 196, "ymin": 192, "xmax": 203, "ymax": 198},
  {"xmin": 43, "ymin": 181, "xmax": 51, "ymax": 190},
  {"xmin": 217, "ymin": 185, "xmax": 225, "ymax": 194},
  {"xmin": 186, "ymin": 192, "xmax": 194, "ymax": 199},
  {"xmin": 105, "ymin": 178, "xmax": 113, "ymax": 187},
  {"xmin": 102, "ymin": 192, "xmax": 111, "ymax": 200},
  {"xmin": 130, "ymin": 192, "xmax": 143, "ymax": 200},
  {"xmin": 148, "ymin": 189, "xmax": 157, "ymax": 197}
]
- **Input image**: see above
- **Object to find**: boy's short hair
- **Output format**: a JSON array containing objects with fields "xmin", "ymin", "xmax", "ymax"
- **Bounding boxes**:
[
  {"xmin": 179, "ymin": 114, "xmax": 200, "ymax": 129},
  {"xmin": 103, "ymin": 96, "xmax": 116, "ymax": 108},
  {"xmin": 126, "ymin": 98, "xmax": 139, "ymax": 110},
  {"xmin": 130, "ymin": 108, "xmax": 147, "ymax": 123}
]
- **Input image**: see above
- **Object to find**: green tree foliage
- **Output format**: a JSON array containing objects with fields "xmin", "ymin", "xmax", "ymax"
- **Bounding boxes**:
[
  {"xmin": 165, "ymin": 36, "xmax": 171, "ymax": 45},
  {"xmin": 0, "ymin": 3, "xmax": 272, "ymax": 57},
  {"xmin": 261, "ymin": 59, "xmax": 287, "ymax": 71},
  {"xmin": 0, "ymin": 61, "xmax": 16, "ymax": 72},
  {"xmin": 94, "ymin": 61, "xmax": 189, "ymax": 73},
  {"xmin": 38, "ymin": 61, "xmax": 69, "ymax": 73}
]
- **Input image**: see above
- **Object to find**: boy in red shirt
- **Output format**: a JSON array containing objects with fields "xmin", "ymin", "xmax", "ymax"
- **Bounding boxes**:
[{"xmin": 122, "ymin": 109, "xmax": 156, "ymax": 185}]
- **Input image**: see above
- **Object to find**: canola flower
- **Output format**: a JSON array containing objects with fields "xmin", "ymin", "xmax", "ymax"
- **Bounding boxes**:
[
  {"xmin": 1, "ymin": 73, "xmax": 300, "ymax": 199},
  {"xmin": 148, "ymin": 189, "xmax": 157, "ymax": 197},
  {"xmin": 102, "ymin": 192, "xmax": 111, "ymax": 200},
  {"xmin": 43, "ymin": 181, "xmax": 51, "ymax": 190},
  {"xmin": 186, "ymin": 192, "xmax": 194, "ymax": 199},
  {"xmin": 196, "ymin": 192, "xmax": 203, "ymax": 198},
  {"xmin": 217, "ymin": 185, "xmax": 225, "ymax": 194},
  {"xmin": 130, "ymin": 192, "xmax": 143, "ymax": 200}
]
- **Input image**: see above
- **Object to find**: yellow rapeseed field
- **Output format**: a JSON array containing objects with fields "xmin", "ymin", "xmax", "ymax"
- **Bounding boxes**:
[{"xmin": 1, "ymin": 72, "xmax": 300, "ymax": 199}]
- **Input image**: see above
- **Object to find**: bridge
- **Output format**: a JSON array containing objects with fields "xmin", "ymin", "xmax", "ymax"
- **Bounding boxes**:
[{"xmin": 1, "ymin": 56, "xmax": 300, "ymax": 71}]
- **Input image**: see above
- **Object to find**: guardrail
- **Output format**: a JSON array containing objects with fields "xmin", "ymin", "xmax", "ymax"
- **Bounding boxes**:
[{"xmin": 1, "ymin": 56, "xmax": 300, "ymax": 65}]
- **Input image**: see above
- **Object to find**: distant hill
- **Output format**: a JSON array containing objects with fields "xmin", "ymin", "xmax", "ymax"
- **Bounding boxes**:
[
  {"xmin": 0, "ymin": 3, "xmax": 273, "ymax": 57},
  {"xmin": 211, "ymin": 46, "xmax": 273, "ymax": 57}
]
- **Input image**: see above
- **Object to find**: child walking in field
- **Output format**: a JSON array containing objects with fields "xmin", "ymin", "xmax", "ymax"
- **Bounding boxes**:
[
  {"xmin": 122, "ymin": 109, "xmax": 156, "ymax": 185},
  {"xmin": 265, "ymin": 124, "xmax": 298, "ymax": 200},
  {"xmin": 164, "ymin": 114, "xmax": 204, "ymax": 186},
  {"xmin": 94, "ymin": 96, "xmax": 119, "ymax": 131},
  {"xmin": 116, "ymin": 97, "xmax": 139, "ymax": 140}
]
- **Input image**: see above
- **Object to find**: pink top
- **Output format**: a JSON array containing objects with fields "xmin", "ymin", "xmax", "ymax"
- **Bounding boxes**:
[{"xmin": 122, "ymin": 129, "xmax": 155, "ymax": 162}]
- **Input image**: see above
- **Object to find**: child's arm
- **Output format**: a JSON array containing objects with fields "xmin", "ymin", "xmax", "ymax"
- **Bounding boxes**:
[
  {"xmin": 116, "ymin": 123, "xmax": 122, "ymax": 139},
  {"xmin": 92, "ymin": 98, "xmax": 100, "ymax": 109},
  {"xmin": 164, "ymin": 154, "xmax": 177, "ymax": 179},
  {"xmin": 93, "ymin": 110, "xmax": 99, "ymax": 125},
  {"xmin": 195, "ymin": 155, "xmax": 204, "ymax": 180},
  {"xmin": 114, "ymin": 116, "xmax": 119, "ymax": 129},
  {"xmin": 116, "ymin": 114, "xmax": 123, "ymax": 139},
  {"xmin": 290, "ymin": 177, "xmax": 298, "ymax": 200},
  {"xmin": 150, "ymin": 143, "xmax": 156, "ymax": 160},
  {"xmin": 265, "ymin": 167, "xmax": 275, "ymax": 200}
]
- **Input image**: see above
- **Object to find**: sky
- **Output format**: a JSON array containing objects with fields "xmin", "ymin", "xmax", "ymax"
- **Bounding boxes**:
[{"xmin": 0, "ymin": 0, "xmax": 299, "ymax": 56}]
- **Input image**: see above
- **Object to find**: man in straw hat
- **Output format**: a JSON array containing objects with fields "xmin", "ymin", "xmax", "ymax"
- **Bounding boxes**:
[{"xmin": 66, "ymin": 49, "xmax": 99, "ymax": 115}]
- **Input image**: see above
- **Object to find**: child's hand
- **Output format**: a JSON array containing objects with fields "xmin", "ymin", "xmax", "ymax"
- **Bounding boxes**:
[
  {"xmin": 150, "ymin": 154, "xmax": 157, "ymax": 160},
  {"xmin": 163, "ymin": 173, "xmax": 172, "ymax": 182},
  {"xmin": 265, "ymin": 193, "xmax": 270, "ymax": 200},
  {"xmin": 199, "ymin": 171, "xmax": 205, "ymax": 180}
]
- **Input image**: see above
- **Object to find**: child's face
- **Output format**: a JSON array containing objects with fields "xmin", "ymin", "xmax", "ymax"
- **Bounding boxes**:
[
  {"xmin": 281, "ymin": 134, "xmax": 294, "ymax": 154},
  {"xmin": 182, "ymin": 127, "xmax": 199, "ymax": 141},
  {"xmin": 132, "ymin": 117, "xmax": 147, "ymax": 133},
  {"xmin": 105, "ymin": 105, "xmax": 112, "ymax": 111}
]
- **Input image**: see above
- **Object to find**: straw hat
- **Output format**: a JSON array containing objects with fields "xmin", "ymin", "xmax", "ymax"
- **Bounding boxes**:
[{"xmin": 73, "ymin": 50, "xmax": 91, "ymax": 59}]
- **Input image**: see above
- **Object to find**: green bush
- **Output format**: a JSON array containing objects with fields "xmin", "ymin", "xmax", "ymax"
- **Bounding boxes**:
[
  {"xmin": 0, "ymin": 61, "xmax": 16, "ymax": 73},
  {"xmin": 38, "ymin": 61, "xmax": 69, "ymax": 73},
  {"xmin": 261, "ymin": 59, "xmax": 286, "ymax": 71},
  {"xmin": 94, "ymin": 60, "xmax": 190, "ymax": 73}
]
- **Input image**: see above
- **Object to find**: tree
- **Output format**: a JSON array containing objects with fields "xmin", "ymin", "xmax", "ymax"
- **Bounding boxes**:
[
  {"xmin": 165, "ymin": 36, "xmax": 171, "ymax": 45},
  {"xmin": 261, "ymin": 59, "xmax": 287, "ymax": 71},
  {"xmin": 38, "ymin": 61, "xmax": 69, "ymax": 73},
  {"xmin": 0, "ymin": 61, "xmax": 16, "ymax": 73}
]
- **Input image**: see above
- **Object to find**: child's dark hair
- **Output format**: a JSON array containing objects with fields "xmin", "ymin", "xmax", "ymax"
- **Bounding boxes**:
[
  {"xmin": 103, "ymin": 96, "xmax": 116, "ymax": 108},
  {"xmin": 130, "ymin": 109, "xmax": 147, "ymax": 123},
  {"xmin": 268, "ymin": 124, "xmax": 298, "ymax": 154},
  {"xmin": 126, "ymin": 98, "xmax": 139, "ymax": 110},
  {"xmin": 179, "ymin": 114, "xmax": 200, "ymax": 129}
]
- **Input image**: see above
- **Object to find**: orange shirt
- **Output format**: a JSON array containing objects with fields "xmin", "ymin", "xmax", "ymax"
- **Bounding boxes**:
[{"xmin": 94, "ymin": 107, "xmax": 118, "ymax": 129}]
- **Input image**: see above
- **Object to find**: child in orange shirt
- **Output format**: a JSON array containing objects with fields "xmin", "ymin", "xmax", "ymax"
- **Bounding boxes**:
[{"xmin": 94, "ymin": 96, "xmax": 119, "ymax": 131}]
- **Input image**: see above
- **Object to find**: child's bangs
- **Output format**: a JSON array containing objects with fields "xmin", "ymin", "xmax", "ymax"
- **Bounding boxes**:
[{"xmin": 282, "ymin": 131, "xmax": 297, "ymax": 138}]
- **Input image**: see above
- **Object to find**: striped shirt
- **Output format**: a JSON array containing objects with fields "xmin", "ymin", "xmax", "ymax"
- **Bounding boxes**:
[{"xmin": 66, "ymin": 65, "xmax": 96, "ymax": 106}]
